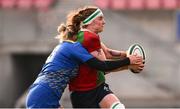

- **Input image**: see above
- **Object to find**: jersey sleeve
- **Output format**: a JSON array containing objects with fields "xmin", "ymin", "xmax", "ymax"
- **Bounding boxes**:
[
  {"xmin": 82, "ymin": 32, "xmax": 101, "ymax": 52},
  {"xmin": 71, "ymin": 43, "xmax": 93, "ymax": 63}
]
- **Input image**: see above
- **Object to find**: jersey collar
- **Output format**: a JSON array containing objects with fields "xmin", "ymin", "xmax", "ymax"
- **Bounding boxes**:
[{"xmin": 63, "ymin": 40, "xmax": 75, "ymax": 43}]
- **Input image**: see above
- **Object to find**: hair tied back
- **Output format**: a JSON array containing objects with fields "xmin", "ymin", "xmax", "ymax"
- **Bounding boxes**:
[{"xmin": 57, "ymin": 23, "xmax": 67, "ymax": 33}]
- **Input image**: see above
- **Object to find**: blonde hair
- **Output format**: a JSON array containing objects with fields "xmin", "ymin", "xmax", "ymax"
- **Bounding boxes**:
[
  {"xmin": 56, "ymin": 6, "xmax": 98, "ymax": 41},
  {"xmin": 56, "ymin": 23, "xmax": 67, "ymax": 42}
]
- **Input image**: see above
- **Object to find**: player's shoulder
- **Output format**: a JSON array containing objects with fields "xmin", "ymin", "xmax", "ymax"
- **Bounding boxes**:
[
  {"xmin": 77, "ymin": 30, "xmax": 100, "ymax": 47},
  {"xmin": 72, "ymin": 42, "xmax": 83, "ymax": 48},
  {"xmin": 59, "ymin": 41, "xmax": 80, "ymax": 49}
]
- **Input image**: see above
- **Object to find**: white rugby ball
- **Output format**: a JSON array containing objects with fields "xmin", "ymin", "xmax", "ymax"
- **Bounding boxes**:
[
  {"xmin": 127, "ymin": 43, "xmax": 146, "ymax": 62},
  {"xmin": 127, "ymin": 44, "xmax": 146, "ymax": 73}
]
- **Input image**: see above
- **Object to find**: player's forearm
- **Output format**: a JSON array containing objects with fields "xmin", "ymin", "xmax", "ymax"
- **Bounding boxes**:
[
  {"xmin": 108, "ymin": 49, "xmax": 127, "ymax": 59},
  {"xmin": 106, "ymin": 66, "xmax": 128, "ymax": 73},
  {"xmin": 85, "ymin": 57, "xmax": 130, "ymax": 72},
  {"xmin": 101, "ymin": 43, "xmax": 127, "ymax": 59}
]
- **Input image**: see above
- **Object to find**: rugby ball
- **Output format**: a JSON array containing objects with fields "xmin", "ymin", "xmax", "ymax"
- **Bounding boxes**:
[
  {"xmin": 127, "ymin": 44, "xmax": 146, "ymax": 73},
  {"xmin": 127, "ymin": 43, "xmax": 146, "ymax": 62}
]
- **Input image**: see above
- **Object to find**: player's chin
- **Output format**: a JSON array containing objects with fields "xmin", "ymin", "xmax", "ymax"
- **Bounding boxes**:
[
  {"xmin": 99, "ymin": 28, "xmax": 104, "ymax": 32},
  {"xmin": 98, "ymin": 30, "xmax": 103, "ymax": 33}
]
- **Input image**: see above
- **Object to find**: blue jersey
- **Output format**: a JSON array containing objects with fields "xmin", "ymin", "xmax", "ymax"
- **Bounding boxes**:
[
  {"xmin": 37, "ymin": 41, "xmax": 93, "ymax": 95},
  {"xmin": 41, "ymin": 41, "xmax": 93, "ymax": 72},
  {"xmin": 26, "ymin": 41, "xmax": 93, "ymax": 108}
]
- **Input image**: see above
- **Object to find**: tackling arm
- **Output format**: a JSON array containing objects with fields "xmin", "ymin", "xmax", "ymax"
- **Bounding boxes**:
[
  {"xmin": 90, "ymin": 48, "xmax": 129, "ymax": 73},
  {"xmin": 101, "ymin": 42, "xmax": 128, "ymax": 72}
]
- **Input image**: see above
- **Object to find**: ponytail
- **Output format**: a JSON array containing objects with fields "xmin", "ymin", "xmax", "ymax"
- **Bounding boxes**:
[{"xmin": 56, "ymin": 23, "xmax": 67, "ymax": 42}]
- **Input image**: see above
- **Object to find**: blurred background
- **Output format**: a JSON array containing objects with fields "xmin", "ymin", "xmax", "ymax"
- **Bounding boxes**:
[{"xmin": 0, "ymin": 0, "xmax": 180, "ymax": 108}]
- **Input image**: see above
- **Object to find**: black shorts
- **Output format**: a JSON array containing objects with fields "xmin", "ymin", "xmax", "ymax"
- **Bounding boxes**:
[{"xmin": 70, "ymin": 83, "xmax": 113, "ymax": 108}]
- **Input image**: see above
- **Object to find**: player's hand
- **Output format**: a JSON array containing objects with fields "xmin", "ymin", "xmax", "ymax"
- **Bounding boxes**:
[
  {"xmin": 128, "ymin": 62, "xmax": 144, "ymax": 73},
  {"xmin": 128, "ymin": 54, "xmax": 143, "ymax": 65}
]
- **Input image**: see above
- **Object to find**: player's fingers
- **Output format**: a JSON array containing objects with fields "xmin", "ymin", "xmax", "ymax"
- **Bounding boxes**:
[
  {"xmin": 139, "ymin": 64, "xmax": 145, "ymax": 67},
  {"xmin": 138, "ymin": 67, "xmax": 144, "ymax": 70},
  {"xmin": 134, "ymin": 61, "xmax": 143, "ymax": 65}
]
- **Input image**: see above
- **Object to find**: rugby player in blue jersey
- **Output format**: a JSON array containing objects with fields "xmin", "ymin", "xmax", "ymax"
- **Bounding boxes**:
[{"xmin": 26, "ymin": 23, "xmax": 142, "ymax": 108}]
